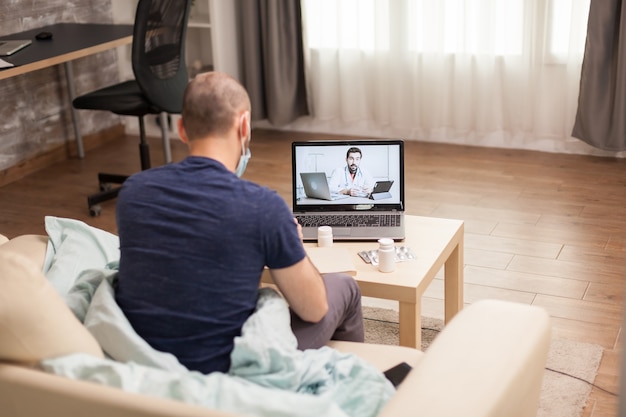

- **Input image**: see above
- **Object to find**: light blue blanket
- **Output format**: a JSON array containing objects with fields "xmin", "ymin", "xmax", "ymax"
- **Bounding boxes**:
[{"xmin": 40, "ymin": 217, "xmax": 394, "ymax": 417}]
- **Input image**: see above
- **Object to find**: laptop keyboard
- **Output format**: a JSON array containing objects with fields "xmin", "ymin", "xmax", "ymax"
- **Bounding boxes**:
[{"xmin": 296, "ymin": 214, "xmax": 402, "ymax": 228}]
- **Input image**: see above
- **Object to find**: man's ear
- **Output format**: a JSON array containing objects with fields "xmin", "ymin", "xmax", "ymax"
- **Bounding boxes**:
[
  {"xmin": 177, "ymin": 117, "xmax": 189, "ymax": 143},
  {"xmin": 240, "ymin": 111, "xmax": 251, "ymax": 139}
]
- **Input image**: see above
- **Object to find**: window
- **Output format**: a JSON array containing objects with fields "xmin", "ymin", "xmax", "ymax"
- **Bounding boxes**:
[
  {"xmin": 546, "ymin": 0, "xmax": 590, "ymax": 61},
  {"xmin": 407, "ymin": 0, "xmax": 524, "ymax": 55},
  {"xmin": 304, "ymin": 0, "xmax": 388, "ymax": 50},
  {"xmin": 304, "ymin": 0, "xmax": 589, "ymax": 59}
]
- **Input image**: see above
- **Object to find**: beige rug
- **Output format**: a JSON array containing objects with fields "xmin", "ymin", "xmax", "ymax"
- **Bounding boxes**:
[{"xmin": 363, "ymin": 307, "xmax": 604, "ymax": 417}]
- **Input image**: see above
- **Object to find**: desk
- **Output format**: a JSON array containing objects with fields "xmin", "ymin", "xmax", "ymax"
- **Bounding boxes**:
[
  {"xmin": 0, "ymin": 23, "xmax": 133, "ymax": 158},
  {"xmin": 263, "ymin": 215, "xmax": 465, "ymax": 349}
]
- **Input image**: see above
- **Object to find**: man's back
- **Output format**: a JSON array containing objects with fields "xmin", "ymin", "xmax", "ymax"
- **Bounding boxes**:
[{"xmin": 115, "ymin": 156, "xmax": 305, "ymax": 373}]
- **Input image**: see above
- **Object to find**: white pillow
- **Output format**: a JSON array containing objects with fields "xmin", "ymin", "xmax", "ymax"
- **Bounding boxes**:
[
  {"xmin": 44, "ymin": 216, "xmax": 120, "ymax": 297},
  {"xmin": 0, "ymin": 251, "xmax": 104, "ymax": 363}
]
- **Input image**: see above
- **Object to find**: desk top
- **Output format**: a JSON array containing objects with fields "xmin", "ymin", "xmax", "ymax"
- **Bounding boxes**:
[{"xmin": 0, "ymin": 23, "xmax": 133, "ymax": 80}]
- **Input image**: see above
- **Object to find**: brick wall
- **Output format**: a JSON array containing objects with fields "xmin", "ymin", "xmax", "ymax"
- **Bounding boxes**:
[{"xmin": 0, "ymin": 0, "xmax": 120, "ymax": 170}]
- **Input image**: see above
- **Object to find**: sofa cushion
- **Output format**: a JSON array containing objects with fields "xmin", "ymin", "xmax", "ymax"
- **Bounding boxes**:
[
  {"xmin": 0, "ymin": 234, "xmax": 49, "ymax": 271},
  {"xmin": 0, "ymin": 251, "xmax": 104, "ymax": 364},
  {"xmin": 327, "ymin": 340, "xmax": 423, "ymax": 371}
]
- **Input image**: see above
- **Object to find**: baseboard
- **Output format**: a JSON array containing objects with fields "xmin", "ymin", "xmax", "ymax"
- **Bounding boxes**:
[{"xmin": 0, "ymin": 124, "xmax": 125, "ymax": 188}]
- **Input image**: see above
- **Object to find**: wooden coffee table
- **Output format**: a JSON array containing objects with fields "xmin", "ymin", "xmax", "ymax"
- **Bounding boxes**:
[{"xmin": 263, "ymin": 215, "xmax": 464, "ymax": 349}]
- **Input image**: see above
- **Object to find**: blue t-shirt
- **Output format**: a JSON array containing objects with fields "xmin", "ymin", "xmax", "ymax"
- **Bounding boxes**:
[{"xmin": 115, "ymin": 156, "xmax": 306, "ymax": 374}]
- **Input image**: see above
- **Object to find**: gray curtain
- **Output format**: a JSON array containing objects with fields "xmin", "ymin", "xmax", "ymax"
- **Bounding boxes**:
[
  {"xmin": 572, "ymin": 0, "xmax": 626, "ymax": 151},
  {"xmin": 237, "ymin": 0, "xmax": 309, "ymax": 126}
]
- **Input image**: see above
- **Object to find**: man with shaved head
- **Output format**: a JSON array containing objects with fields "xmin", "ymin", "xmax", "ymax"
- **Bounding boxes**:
[{"xmin": 115, "ymin": 72, "xmax": 364, "ymax": 374}]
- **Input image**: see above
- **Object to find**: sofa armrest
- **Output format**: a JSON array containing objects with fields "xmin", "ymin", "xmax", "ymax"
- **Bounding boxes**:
[
  {"xmin": 0, "ymin": 363, "xmax": 239, "ymax": 417},
  {"xmin": 379, "ymin": 299, "xmax": 551, "ymax": 417}
]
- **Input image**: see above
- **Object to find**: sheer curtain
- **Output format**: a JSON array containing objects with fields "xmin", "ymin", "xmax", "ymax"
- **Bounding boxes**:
[{"xmin": 287, "ymin": 0, "xmax": 619, "ymax": 155}]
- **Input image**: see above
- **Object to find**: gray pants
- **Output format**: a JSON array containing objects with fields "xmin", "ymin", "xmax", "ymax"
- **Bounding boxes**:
[{"xmin": 290, "ymin": 273, "xmax": 364, "ymax": 349}]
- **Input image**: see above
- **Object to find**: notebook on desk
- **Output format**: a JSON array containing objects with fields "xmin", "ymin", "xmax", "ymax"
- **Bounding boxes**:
[
  {"xmin": 292, "ymin": 139, "xmax": 405, "ymax": 241},
  {"xmin": 0, "ymin": 40, "xmax": 31, "ymax": 56}
]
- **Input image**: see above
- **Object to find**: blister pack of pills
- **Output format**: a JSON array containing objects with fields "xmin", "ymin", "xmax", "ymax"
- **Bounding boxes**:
[{"xmin": 358, "ymin": 246, "xmax": 416, "ymax": 266}]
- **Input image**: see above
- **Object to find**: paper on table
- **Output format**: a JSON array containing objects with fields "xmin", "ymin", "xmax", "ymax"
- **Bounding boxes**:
[
  {"xmin": 306, "ymin": 246, "xmax": 357, "ymax": 277},
  {"xmin": 0, "ymin": 58, "xmax": 14, "ymax": 69}
]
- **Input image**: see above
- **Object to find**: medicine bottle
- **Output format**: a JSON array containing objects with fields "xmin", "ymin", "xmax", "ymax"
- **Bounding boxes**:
[
  {"xmin": 377, "ymin": 238, "xmax": 395, "ymax": 272},
  {"xmin": 317, "ymin": 226, "xmax": 333, "ymax": 247}
]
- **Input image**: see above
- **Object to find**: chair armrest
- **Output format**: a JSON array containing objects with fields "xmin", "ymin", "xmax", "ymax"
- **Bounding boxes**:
[{"xmin": 379, "ymin": 299, "xmax": 551, "ymax": 417}]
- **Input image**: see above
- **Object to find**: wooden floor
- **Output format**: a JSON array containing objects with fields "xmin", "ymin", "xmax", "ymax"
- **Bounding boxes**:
[{"xmin": 1, "ymin": 128, "xmax": 624, "ymax": 416}]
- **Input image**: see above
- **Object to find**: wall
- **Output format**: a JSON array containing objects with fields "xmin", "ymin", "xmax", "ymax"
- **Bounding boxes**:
[{"xmin": 0, "ymin": 0, "xmax": 122, "ymax": 171}]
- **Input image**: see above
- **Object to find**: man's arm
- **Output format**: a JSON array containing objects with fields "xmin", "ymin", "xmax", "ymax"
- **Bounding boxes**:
[
  {"xmin": 269, "ymin": 218, "xmax": 328, "ymax": 323},
  {"xmin": 270, "ymin": 256, "xmax": 328, "ymax": 323}
]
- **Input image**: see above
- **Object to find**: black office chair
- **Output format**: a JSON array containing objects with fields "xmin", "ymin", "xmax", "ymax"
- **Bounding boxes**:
[{"xmin": 73, "ymin": 0, "xmax": 191, "ymax": 216}]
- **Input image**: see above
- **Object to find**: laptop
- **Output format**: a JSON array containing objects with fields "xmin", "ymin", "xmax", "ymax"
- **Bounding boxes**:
[
  {"xmin": 0, "ymin": 40, "xmax": 31, "ymax": 56},
  {"xmin": 292, "ymin": 139, "xmax": 405, "ymax": 241},
  {"xmin": 300, "ymin": 172, "xmax": 350, "ymax": 201}
]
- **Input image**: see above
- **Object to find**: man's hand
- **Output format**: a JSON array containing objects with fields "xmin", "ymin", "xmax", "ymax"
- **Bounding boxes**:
[{"xmin": 349, "ymin": 186, "xmax": 369, "ymax": 197}]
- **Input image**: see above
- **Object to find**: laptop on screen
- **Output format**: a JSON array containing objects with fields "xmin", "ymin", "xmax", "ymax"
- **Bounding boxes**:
[
  {"xmin": 300, "ymin": 172, "xmax": 350, "ymax": 201},
  {"xmin": 292, "ymin": 139, "xmax": 405, "ymax": 241}
]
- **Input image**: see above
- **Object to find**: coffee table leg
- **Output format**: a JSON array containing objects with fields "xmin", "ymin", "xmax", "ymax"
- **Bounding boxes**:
[
  {"xmin": 399, "ymin": 301, "xmax": 421, "ymax": 349},
  {"xmin": 444, "ymin": 241, "xmax": 464, "ymax": 324}
]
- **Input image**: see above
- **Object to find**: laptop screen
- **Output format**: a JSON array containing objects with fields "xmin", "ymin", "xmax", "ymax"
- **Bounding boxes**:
[{"xmin": 292, "ymin": 139, "xmax": 405, "ymax": 213}]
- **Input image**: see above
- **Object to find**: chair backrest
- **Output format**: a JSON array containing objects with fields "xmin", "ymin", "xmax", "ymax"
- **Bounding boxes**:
[{"xmin": 132, "ymin": 0, "xmax": 191, "ymax": 114}]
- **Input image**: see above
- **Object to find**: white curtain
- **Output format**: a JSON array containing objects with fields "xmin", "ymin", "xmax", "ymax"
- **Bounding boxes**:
[{"xmin": 285, "ymin": 0, "xmax": 618, "ymax": 155}]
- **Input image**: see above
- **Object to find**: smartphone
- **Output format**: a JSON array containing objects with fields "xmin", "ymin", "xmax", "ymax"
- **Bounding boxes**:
[{"xmin": 383, "ymin": 361, "xmax": 413, "ymax": 387}]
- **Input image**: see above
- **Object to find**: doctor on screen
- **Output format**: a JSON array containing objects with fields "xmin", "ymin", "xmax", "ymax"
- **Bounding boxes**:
[{"xmin": 329, "ymin": 147, "xmax": 375, "ymax": 197}]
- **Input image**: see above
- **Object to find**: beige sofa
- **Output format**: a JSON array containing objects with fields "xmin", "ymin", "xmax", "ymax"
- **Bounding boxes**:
[{"xmin": 0, "ymin": 232, "xmax": 551, "ymax": 417}]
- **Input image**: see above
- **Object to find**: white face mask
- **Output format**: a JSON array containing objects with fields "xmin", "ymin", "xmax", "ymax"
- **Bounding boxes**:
[{"xmin": 235, "ymin": 113, "xmax": 251, "ymax": 177}]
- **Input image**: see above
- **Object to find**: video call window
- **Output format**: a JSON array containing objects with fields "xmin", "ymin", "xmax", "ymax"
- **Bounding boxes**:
[{"xmin": 292, "ymin": 141, "xmax": 404, "ymax": 206}]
